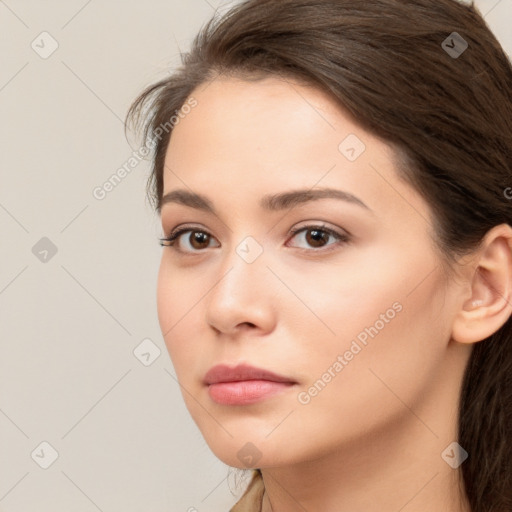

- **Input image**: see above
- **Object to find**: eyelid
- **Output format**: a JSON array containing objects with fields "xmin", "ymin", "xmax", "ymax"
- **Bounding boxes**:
[
  {"xmin": 289, "ymin": 221, "xmax": 351, "ymax": 238},
  {"xmin": 286, "ymin": 223, "xmax": 351, "ymax": 251},
  {"xmin": 159, "ymin": 224, "xmax": 219, "ymax": 250}
]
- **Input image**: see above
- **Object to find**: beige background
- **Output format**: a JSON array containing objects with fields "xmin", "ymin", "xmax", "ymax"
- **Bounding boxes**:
[{"xmin": 0, "ymin": 1, "xmax": 510, "ymax": 510}]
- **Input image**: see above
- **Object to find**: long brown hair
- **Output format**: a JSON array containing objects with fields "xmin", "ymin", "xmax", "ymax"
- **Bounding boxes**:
[{"xmin": 125, "ymin": 1, "xmax": 512, "ymax": 510}]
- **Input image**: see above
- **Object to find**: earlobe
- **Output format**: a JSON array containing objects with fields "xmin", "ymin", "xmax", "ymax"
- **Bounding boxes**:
[{"xmin": 451, "ymin": 224, "xmax": 512, "ymax": 345}]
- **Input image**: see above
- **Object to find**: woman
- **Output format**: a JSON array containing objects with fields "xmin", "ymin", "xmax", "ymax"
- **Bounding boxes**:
[{"xmin": 125, "ymin": 0, "xmax": 512, "ymax": 510}]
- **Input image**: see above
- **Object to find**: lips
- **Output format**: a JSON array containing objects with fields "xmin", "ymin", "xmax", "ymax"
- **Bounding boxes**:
[
  {"xmin": 204, "ymin": 364, "xmax": 297, "ymax": 405},
  {"xmin": 203, "ymin": 363, "xmax": 295, "ymax": 385}
]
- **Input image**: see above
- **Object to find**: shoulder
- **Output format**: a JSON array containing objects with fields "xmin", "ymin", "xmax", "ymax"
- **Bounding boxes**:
[{"xmin": 230, "ymin": 470, "xmax": 264, "ymax": 512}]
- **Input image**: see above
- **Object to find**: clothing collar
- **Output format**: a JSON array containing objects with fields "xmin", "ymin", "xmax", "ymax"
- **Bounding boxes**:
[{"xmin": 230, "ymin": 470, "xmax": 264, "ymax": 512}]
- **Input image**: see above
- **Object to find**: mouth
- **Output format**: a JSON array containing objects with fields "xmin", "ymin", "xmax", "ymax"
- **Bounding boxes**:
[{"xmin": 203, "ymin": 363, "xmax": 297, "ymax": 405}]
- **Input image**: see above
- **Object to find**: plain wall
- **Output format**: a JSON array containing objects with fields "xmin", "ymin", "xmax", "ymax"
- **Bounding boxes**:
[{"xmin": 0, "ymin": 0, "xmax": 510, "ymax": 510}]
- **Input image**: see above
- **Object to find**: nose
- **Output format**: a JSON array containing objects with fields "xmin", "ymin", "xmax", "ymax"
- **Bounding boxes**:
[{"xmin": 204, "ymin": 244, "xmax": 276, "ymax": 336}]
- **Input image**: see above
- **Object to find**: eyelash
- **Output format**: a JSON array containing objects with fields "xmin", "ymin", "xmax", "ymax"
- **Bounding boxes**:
[{"xmin": 159, "ymin": 223, "xmax": 351, "ymax": 254}]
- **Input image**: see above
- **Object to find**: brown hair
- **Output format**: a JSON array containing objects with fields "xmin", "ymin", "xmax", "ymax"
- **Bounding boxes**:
[{"xmin": 125, "ymin": 0, "xmax": 512, "ymax": 510}]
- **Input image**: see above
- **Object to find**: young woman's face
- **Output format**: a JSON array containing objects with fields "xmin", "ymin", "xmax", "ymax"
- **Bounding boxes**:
[{"xmin": 157, "ymin": 76, "xmax": 466, "ymax": 469}]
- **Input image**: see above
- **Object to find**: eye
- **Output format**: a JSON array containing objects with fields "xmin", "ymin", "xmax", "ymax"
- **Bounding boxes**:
[
  {"xmin": 287, "ymin": 224, "xmax": 350, "ymax": 251},
  {"xmin": 159, "ymin": 223, "xmax": 351, "ymax": 254},
  {"xmin": 159, "ymin": 227, "xmax": 219, "ymax": 253}
]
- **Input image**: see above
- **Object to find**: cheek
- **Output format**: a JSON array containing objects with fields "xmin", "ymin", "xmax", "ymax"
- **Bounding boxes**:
[
  {"xmin": 274, "ymin": 245, "xmax": 424, "ymax": 350},
  {"xmin": 157, "ymin": 260, "xmax": 177, "ymax": 340},
  {"xmin": 156, "ymin": 258, "xmax": 199, "ymax": 371},
  {"xmin": 156, "ymin": 258, "xmax": 174, "ymax": 337},
  {"xmin": 157, "ymin": 256, "xmax": 199, "ymax": 331},
  {"xmin": 293, "ymin": 257, "xmax": 449, "ymax": 434}
]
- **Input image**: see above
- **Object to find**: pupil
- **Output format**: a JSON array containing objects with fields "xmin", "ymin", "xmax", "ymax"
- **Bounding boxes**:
[
  {"xmin": 307, "ymin": 229, "xmax": 327, "ymax": 247},
  {"xmin": 192, "ymin": 232, "xmax": 208, "ymax": 248}
]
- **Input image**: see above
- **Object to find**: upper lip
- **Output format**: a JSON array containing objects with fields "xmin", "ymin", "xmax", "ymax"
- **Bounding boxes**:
[{"xmin": 204, "ymin": 363, "xmax": 296, "ymax": 385}]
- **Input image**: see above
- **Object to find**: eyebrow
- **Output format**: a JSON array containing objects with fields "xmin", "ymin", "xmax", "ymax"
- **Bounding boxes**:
[{"xmin": 160, "ymin": 187, "xmax": 372, "ymax": 214}]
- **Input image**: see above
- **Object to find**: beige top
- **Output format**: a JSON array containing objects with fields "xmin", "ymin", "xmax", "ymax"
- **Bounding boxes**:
[{"xmin": 230, "ymin": 470, "xmax": 265, "ymax": 512}]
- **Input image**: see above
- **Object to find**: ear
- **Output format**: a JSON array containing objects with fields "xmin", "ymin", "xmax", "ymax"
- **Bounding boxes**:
[{"xmin": 451, "ymin": 223, "xmax": 512, "ymax": 344}]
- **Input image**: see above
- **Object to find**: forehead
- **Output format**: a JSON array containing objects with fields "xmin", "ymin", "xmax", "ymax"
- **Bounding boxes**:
[
  {"xmin": 168, "ymin": 75, "xmax": 358, "ymax": 151},
  {"xmin": 162, "ymin": 76, "xmax": 431, "ymax": 228},
  {"xmin": 165, "ymin": 76, "xmax": 376, "ymax": 182}
]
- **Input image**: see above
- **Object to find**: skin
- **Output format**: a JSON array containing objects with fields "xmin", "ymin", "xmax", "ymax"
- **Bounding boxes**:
[{"xmin": 157, "ymin": 76, "xmax": 512, "ymax": 511}]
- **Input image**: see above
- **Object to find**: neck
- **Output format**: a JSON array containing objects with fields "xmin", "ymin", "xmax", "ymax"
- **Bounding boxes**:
[{"xmin": 261, "ymin": 426, "xmax": 470, "ymax": 512}]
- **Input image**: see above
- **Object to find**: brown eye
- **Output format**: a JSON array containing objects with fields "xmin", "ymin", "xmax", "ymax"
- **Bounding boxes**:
[
  {"xmin": 304, "ymin": 228, "xmax": 330, "ymax": 248},
  {"xmin": 288, "ymin": 224, "xmax": 350, "ymax": 251},
  {"xmin": 188, "ymin": 231, "xmax": 211, "ymax": 250},
  {"xmin": 159, "ymin": 228, "xmax": 219, "ymax": 252}
]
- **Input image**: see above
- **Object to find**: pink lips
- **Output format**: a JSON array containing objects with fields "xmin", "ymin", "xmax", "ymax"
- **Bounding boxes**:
[{"xmin": 204, "ymin": 363, "xmax": 296, "ymax": 405}]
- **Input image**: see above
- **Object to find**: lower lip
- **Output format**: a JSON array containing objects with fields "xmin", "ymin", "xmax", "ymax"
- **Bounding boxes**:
[{"xmin": 207, "ymin": 380, "xmax": 295, "ymax": 405}]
